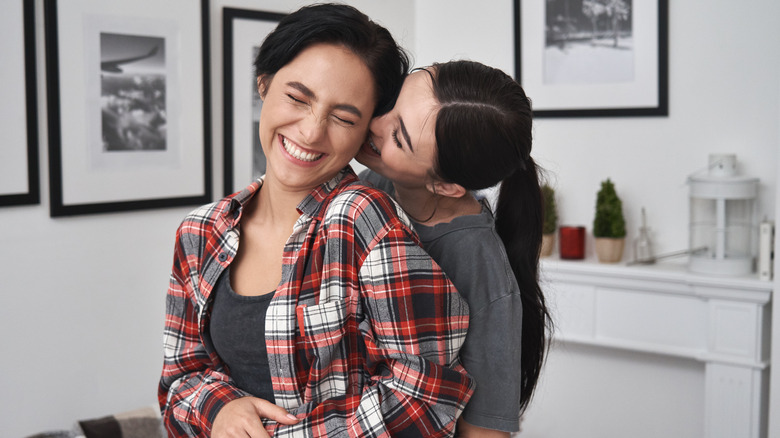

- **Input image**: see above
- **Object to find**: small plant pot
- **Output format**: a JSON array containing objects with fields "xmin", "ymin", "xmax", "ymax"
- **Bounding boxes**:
[
  {"xmin": 594, "ymin": 237, "xmax": 625, "ymax": 263},
  {"xmin": 540, "ymin": 233, "xmax": 555, "ymax": 257}
]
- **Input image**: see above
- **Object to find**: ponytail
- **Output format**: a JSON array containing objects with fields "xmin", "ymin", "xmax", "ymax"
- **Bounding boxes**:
[
  {"xmin": 495, "ymin": 158, "xmax": 552, "ymax": 413},
  {"xmin": 431, "ymin": 60, "xmax": 552, "ymax": 413}
]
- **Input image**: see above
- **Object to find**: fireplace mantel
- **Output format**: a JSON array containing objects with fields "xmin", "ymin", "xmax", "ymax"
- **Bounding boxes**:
[{"xmin": 541, "ymin": 258, "xmax": 772, "ymax": 438}]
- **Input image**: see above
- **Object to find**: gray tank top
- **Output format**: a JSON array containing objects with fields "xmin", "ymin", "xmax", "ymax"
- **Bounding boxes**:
[{"xmin": 209, "ymin": 267, "xmax": 275, "ymax": 402}]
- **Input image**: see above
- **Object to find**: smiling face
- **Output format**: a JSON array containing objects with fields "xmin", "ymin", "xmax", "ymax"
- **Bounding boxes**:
[
  {"xmin": 258, "ymin": 43, "xmax": 376, "ymax": 194},
  {"xmin": 355, "ymin": 70, "xmax": 440, "ymax": 190}
]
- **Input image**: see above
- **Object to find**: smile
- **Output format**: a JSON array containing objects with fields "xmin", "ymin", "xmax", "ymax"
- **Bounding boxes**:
[
  {"xmin": 367, "ymin": 137, "xmax": 381, "ymax": 156},
  {"xmin": 282, "ymin": 136, "xmax": 323, "ymax": 162}
]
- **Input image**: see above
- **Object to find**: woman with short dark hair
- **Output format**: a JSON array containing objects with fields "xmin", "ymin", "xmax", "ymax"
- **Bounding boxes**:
[{"xmin": 159, "ymin": 5, "xmax": 473, "ymax": 437}]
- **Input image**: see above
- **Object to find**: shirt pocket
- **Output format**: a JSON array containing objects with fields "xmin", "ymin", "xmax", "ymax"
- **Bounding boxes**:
[{"xmin": 296, "ymin": 300, "xmax": 348, "ymax": 364}]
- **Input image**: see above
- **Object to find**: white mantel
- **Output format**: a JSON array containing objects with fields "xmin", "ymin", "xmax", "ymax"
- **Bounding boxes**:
[{"xmin": 540, "ymin": 258, "xmax": 772, "ymax": 438}]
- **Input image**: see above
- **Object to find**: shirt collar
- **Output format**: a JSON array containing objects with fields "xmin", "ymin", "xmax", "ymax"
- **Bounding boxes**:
[
  {"xmin": 297, "ymin": 167, "xmax": 357, "ymax": 219},
  {"xmin": 222, "ymin": 167, "xmax": 358, "ymax": 224}
]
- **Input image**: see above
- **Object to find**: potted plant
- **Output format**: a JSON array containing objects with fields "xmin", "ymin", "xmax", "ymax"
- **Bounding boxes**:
[
  {"xmin": 541, "ymin": 184, "xmax": 557, "ymax": 257},
  {"xmin": 593, "ymin": 178, "xmax": 626, "ymax": 263}
]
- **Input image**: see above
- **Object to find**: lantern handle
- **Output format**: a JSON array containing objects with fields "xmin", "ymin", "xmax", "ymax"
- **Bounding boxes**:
[{"xmin": 627, "ymin": 246, "xmax": 708, "ymax": 266}]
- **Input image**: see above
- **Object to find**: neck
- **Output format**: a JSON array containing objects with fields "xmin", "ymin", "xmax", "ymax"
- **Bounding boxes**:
[
  {"xmin": 392, "ymin": 184, "xmax": 481, "ymax": 226},
  {"xmin": 247, "ymin": 178, "xmax": 307, "ymax": 230}
]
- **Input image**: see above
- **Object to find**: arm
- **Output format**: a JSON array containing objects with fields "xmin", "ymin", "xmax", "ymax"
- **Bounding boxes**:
[
  {"xmin": 160, "ymin": 209, "xmax": 302, "ymax": 438},
  {"xmin": 355, "ymin": 226, "xmax": 475, "ymax": 436},
  {"xmin": 457, "ymin": 418, "xmax": 511, "ymax": 438},
  {"xmin": 458, "ymin": 294, "xmax": 524, "ymax": 434},
  {"xmin": 272, "ymin": 190, "xmax": 474, "ymax": 437},
  {"xmin": 158, "ymin": 231, "xmax": 249, "ymax": 437}
]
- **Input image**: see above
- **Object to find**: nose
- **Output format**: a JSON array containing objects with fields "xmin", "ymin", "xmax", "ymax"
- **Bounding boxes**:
[
  {"xmin": 369, "ymin": 113, "xmax": 388, "ymax": 131},
  {"xmin": 368, "ymin": 114, "xmax": 388, "ymax": 142},
  {"xmin": 299, "ymin": 111, "xmax": 326, "ymax": 145}
]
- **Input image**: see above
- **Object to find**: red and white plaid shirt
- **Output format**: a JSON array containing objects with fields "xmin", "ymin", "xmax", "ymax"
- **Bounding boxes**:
[{"xmin": 159, "ymin": 169, "xmax": 473, "ymax": 437}]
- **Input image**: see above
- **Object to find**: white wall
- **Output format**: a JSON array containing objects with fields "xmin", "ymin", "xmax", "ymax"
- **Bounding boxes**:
[
  {"xmin": 416, "ymin": 0, "xmax": 779, "ymax": 259},
  {"xmin": 769, "ymin": 77, "xmax": 780, "ymax": 438},
  {"xmin": 1, "ymin": 1, "xmax": 412, "ymax": 437},
  {"xmin": 4, "ymin": 0, "xmax": 779, "ymax": 437},
  {"xmin": 414, "ymin": 1, "xmax": 780, "ymax": 437}
]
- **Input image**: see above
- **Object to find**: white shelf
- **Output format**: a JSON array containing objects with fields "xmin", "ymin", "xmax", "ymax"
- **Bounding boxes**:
[{"xmin": 540, "ymin": 257, "xmax": 772, "ymax": 438}]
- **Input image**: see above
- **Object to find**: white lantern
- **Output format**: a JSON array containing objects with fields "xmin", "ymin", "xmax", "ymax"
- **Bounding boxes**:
[{"xmin": 688, "ymin": 154, "xmax": 758, "ymax": 276}]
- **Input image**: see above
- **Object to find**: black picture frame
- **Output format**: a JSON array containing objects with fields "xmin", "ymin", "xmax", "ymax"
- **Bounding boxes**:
[
  {"xmin": 514, "ymin": 0, "xmax": 668, "ymax": 118},
  {"xmin": 44, "ymin": 0, "xmax": 212, "ymax": 217},
  {"xmin": 223, "ymin": 7, "xmax": 285, "ymax": 196},
  {"xmin": 0, "ymin": 0, "xmax": 40, "ymax": 207}
]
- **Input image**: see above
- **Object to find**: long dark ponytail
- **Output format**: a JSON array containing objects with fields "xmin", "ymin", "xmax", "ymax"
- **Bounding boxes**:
[{"xmin": 430, "ymin": 60, "xmax": 552, "ymax": 413}]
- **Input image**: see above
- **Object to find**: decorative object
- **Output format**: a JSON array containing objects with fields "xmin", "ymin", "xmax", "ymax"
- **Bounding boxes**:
[
  {"xmin": 593, "ymin": 178, "xmax": 626, "ymax": 263},
  {"xmin": 559, "ymin": 226, "xmax": 586, "ymax": 260},
  {"xmin": 540, "ymin": 184, "xmax": 558, "ymax": 257},
  {"xmin": 44, "ymin": 0, "xmax": 211, "ymax": 216},
  {"xmin": 514, "ymin": 0, "xmax": 668, "ymax": 117},
  {"xmin": 1, "ymin": 0, "xmax": 39, "ymax": 207},
  {"xmin": 633, "ymin": 207, "xmax": 653, "ymax": 263},
  {"xmin": 687, "ymin": 154, "xmax": 758, "ymax": 276},
  {"xmin": 223, "ymin": 8, "xmax": 285, "ymax": 195},
  {"xmin": 758, "ymin": 221, "xmax": 774, "ymax": 281}
]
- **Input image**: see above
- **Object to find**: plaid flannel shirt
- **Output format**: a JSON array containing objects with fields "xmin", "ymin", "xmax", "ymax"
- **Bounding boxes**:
[{"xmin": 159, "ymin": 169, "xmax": 474, "ymax": 437}]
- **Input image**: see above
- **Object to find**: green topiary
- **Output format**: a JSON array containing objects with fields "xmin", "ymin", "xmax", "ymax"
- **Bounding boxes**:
[
  {"xmin": 542, "ymin": 185, "xmax": 558, "ymax": 235},
  {"xmin": 593, "ymin": 178, "xmax": 626, "ymax": 238}
]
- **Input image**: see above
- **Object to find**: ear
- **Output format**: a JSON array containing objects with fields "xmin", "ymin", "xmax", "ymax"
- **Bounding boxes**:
[
  {"xmin": 257, "ymin": 76, "xmax": 268, "ymax": 99},
  {"xmin": 427, "ymin": 180, "xmax": 468, "ymax": 199}
]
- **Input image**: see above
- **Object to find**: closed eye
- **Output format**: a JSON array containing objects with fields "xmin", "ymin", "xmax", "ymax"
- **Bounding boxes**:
[
  {"xmin": 392, "ymin": 129, "xmax": 402, "ymax": 149},
  {"xmin": 287, "ymin": 93, "xmax": 306, "ymax": 104},
  {"xmin": 332, "ymin": 114, "xmax": 355, "ymax": 126}
]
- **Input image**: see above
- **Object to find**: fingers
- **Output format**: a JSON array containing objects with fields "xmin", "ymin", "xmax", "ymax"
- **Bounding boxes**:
[
  {"xmin": 212, "ymin": 397, "xmax": 270, "ymax": 438},
  {"xmin": 212, "ymin": 396, "xmax": 301, "ymax": 438},
  {"xmin": 253, "ymin": 398, "xmax": 301, "ymax": 425}
]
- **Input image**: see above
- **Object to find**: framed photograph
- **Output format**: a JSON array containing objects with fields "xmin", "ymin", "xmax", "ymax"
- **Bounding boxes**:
[
  {"xmin": 44, "ymin": 0, "xmax": 211, "ymax": 217},
  {"xmin": 1, "ymin": 0, "xmax": 40, "ymax": 207},
  {"xmin": 223, "ymin": 8, "xmax": 285, "ymax": 196},
  {"xmin": 514, "ymin": 0, "xmax": 668, "ymax": 117}
]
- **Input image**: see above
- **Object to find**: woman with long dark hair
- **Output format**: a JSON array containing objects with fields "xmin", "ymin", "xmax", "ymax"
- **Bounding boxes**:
[{"xmin": 358, "ymin": 60, "xmax": 552, "ymax": 437}]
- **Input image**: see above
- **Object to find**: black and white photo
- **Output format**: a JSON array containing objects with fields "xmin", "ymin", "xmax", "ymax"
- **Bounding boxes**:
[
  {"xmin": 544, "ymin": 0, "xmax": 633, "ymax": 85},
  {"xmin": 100, "ymin": 33, "xmax": 167, "ymax": 152},
  {"xmin": 45, "ymin": 0, "xmax": 210, "ymax": 216},
  {"xmin": 515, "ymin": 0, "xmax": 667, "ymax": 117}
]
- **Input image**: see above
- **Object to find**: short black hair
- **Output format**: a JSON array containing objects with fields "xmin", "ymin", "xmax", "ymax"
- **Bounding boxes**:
[{"xmin": 254, "ymin": 3, "xmax": 410, "ymax": 116}]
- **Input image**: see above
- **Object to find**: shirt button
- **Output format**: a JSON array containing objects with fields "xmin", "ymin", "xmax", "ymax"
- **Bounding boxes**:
[{"xmin": 218, "ymin": 253, "xmax": 227, "ymax": 262}]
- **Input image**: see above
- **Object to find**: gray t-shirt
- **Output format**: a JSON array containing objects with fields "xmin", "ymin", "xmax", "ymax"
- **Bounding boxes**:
[{"xmin": 361, "ymin": 170, "xmax": 523, "ymax": 432}]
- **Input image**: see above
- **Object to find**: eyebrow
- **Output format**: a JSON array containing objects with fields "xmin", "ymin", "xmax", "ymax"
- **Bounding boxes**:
[
  {"xmin": 398, "ymin": 116, "xmax": 414, "ymax": 152},
  {"xmin": 287, "ymin": 81, "xmax": 364, "ymax": 119}
]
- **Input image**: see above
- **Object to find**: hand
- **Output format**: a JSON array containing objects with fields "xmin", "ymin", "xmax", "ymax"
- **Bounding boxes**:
[{"xmin": 212, "ymin": 396, "xmax": 300, "ymax": 438}]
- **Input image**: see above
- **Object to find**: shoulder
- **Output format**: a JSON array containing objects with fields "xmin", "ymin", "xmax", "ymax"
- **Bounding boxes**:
[
  {"xmin": 175, "ymin": 196, "xmax": 233, "ymax": 247},
  {"xmin": 358, "ymin": 169, "xmax": 395, "ymax": 196},
  {"xmin": 421, "ymin": 210, "xmax": 520, "ymax": 312},
  {"xmin": 179, "ymin": 199, "xmax": 225, "ymax": 231},
  {"xmin": 420, "ymin": 206, "xmax": 497, "ymax": 252},
  {"xmin": 319, "ymin": 181, "xmax": 417, "ymax": 252},
  {"xmin": 326, "ymin": 181, "xmax": 412, "ymax": 229}
]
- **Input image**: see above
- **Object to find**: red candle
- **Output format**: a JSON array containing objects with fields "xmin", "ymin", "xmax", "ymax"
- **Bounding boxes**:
[{"xmin": 560, "ymin": 226, "xmax": 586, "ymax": 259}]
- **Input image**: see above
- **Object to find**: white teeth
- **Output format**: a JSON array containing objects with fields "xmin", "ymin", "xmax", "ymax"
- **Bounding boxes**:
[
  {"xmin": 369, "ymin": 138, "xmax": 380, "ymax": 155},
  {"xmin": 282, "ymin": 137, "xmax": 322, "ymax": 162}
]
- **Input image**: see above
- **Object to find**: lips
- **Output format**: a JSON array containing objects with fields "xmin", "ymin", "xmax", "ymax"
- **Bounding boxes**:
[
  {"xmin": 281, "ymin": 135, "xmax": 323, "ymax": 162},
  {"xmin": 365, "ymin": 136, "xmax": 381, "ymax": 156}
]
